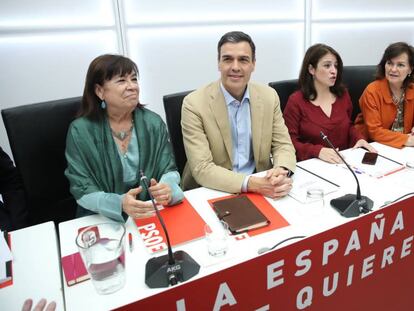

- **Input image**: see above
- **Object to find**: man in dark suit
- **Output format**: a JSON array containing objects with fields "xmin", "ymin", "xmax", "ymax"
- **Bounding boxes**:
[{"xmin": 0, "ymin": 147, "xmax": 28, "ymax": 231}]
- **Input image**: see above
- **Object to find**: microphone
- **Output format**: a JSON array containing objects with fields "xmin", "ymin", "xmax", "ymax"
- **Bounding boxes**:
[
  {"xmin": 140, "ymin": 170, "xmax": 200, "ymax": 288},
  {"xmin": 319, "ymin": 132, "xmax": 373, "ymax": 217}
]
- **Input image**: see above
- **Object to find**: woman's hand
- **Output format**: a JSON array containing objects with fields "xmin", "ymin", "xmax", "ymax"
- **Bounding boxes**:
[
  {"xmin": 404, "ymin": 133, "xmax": 414, "ymax": 147},
  {"xmin": 318, "ymin": 147, "xmax": 342, "ymax": 164},
  {"xmin": 122, "ymin": 186, "xmax": 154, "ymax": 219},
  {"xmin": 149, "ymin": 178, "xmax": 172, "ymax": 206},
  {"xmin": 353, "ymin": 139, "xmax": 377, "ymax": 152},
  {"xmin": 22, "ymin": 299, "xmax": 56, "ymax": 311}
]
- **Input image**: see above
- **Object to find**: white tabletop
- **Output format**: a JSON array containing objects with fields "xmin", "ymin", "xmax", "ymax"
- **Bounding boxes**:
[
  {"xmin": 59, "ymin": 143, "xmax": 414, "ymax": 310},
  {"xmin": 371, "ymin": 141, "xmax": 414, "ymax": 165},
  {"xmin": 0, "ymin": 221, "xmax": 64, "ymax": 311},
  {"xmin": 60, "ymin": 194, "xmax": 320, "ymax": 311}
]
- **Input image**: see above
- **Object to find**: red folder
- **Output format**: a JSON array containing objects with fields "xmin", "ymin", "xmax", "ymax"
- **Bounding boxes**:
[
  {"xmin": 208, "ymin": 193, "xmax": 290, "ymax": 238},
  {"xmin": 134, "ymin": 198, "xmax": 206, "ymax": 254}
]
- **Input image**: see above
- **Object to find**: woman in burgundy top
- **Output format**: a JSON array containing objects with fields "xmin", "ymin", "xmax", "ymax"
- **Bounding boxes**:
[{"xmin": 283, "ymin": 44, "xmax": 375, "ymax": 163}]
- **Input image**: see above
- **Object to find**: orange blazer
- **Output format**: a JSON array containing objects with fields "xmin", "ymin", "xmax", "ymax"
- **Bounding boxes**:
[{"xmin": 354, "ymin": 79, "xmax": 414, "ymax": 148}]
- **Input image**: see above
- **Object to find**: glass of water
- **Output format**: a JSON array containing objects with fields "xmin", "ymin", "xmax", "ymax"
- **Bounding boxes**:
[
  {"xmin": 205, "ymin": 221, "xmax": 229, "ymax": 257},
  {"xmin": 76, "ymin": 222, "xmax": 126, "ymax": 295},
  {"xmin": 306, "ymin": 188, "xmax": 325, "ymax": 215}
]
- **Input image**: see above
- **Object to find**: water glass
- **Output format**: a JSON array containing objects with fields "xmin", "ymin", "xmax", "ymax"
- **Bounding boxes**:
[
  {"xmin": 306, "ymin": 188, "xmax": 325, "ymax": 215},
  {"xmin": 205, "ymin": 221, "xmax": 229, "ymax": 257},
  {"xmin": 76, "ymin": 222, "xmax": 126, "ymax": 295},
  {"xmin": 406, "ymin": 161, "xmax": 414, "ymax": 170}
]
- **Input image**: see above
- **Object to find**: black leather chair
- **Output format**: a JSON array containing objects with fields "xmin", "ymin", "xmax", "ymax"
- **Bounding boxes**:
[
  {"xmin": 269, "ymin": 65, "xmax": 377, "ymax": 120},
  {"xmin": 163, "ymin": 90, "xmax": 192, "ymax": 176},
  {"xmin": 342, "ymin": 65, "xmax": 376, "ymax": 120},
  {"xmin": 268, "ymin": 79, "xmax": 298, "ymax": 112},
  {"xmin": 1, "ymin": 97, "xmax": 81, "ymax": 226}
]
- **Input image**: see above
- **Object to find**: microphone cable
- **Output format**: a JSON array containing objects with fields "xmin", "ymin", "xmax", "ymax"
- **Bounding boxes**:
[
  {"xmin": 379, "ymin": 192, "xmax": 414, "ymax": 209},
  {"xmin": 257, "ymin": 235, "xmax": 306, "ymax": 255}
]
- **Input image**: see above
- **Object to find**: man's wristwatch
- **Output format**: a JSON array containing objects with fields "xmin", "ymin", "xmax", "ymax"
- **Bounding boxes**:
[{"xmin": 281, "ymin": 166, "xmax": 294, "ymax": 177}]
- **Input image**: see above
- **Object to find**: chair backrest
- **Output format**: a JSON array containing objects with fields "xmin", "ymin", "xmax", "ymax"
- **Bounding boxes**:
[
  {"xmin": 163, "ymin": 90, "xmax": 192, "ymax": 176},
  {"xmin": 268, "ymin": 79, "xmax": 298, "ymax": 112},
  {"xmin": 342, "ymin": 65, "xmax": 376, "ymax": 120},
  {"xmin": 1, "ymin": 97, "xmax": 81, "ymax": 225},
  {"xmin": 268, "ymin": 65, "xmax": 377, "ymax": 120}
]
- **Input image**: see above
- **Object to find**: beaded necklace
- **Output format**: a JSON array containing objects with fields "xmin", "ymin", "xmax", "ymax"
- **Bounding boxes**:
[
  {"xmin": 111, "ymin": 120, "xmax": 134, "ymax": 141},
  {"xmin": 391, "ymin": 89, "xmax": 405, "ymax": 133}
]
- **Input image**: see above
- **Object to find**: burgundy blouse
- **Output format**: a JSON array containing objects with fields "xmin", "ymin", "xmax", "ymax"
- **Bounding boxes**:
[{"xmin": 283, "ymin": 90, "xmax": 363, "ymax": 161}]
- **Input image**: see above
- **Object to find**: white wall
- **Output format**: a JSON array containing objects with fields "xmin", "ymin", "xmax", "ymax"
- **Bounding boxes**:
[
  {"xmin": 0, "ymin": 0, "xmax": 413, "ymax": 158},
  {"xmin": 0, "ymin": 0, "xmax": 121, "ymax": 157},
  {"xmin": 311, "ymin": 0, "xmax": 414, "ymax": 65}
]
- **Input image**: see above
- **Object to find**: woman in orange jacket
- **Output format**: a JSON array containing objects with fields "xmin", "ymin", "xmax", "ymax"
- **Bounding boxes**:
[{"xmin": 355, "ymin": 42, "xmax": 414, "ymax": 148}]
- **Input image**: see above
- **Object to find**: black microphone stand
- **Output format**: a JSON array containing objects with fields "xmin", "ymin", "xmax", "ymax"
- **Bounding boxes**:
[
  {"xmin": 140, "ymin": 171, "xmax": 200, "ymax": 288},
  {"xmin": 320, "ymin": 132, "xmax": 373, "ymax": 217}
]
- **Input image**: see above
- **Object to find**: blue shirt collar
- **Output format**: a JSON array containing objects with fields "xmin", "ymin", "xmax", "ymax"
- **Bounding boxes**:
[{"xmin": 220, "ymin": 83, "xmax": 250, "ymax": 106}]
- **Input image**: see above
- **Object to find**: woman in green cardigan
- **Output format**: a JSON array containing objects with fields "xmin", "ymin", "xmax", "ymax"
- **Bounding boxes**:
[{"xmin": 65, "ymin": 54, "xmax": 183, "ymax": 222}]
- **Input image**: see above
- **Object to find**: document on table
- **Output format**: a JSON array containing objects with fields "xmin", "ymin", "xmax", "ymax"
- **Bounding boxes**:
[
  {"xmin": 340, "ymin": 148, "xmax": 405, "ymax": 178},
  {"xmin": 289, "ymin": 166, "xmax": 340, "ymax": 203},
  {"xmin": 0, "ymin": 231, "xmax": 12, "ymax": 282}
]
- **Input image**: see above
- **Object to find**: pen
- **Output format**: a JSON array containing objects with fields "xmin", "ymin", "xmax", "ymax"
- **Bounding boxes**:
[
  {"xmin": 128, "ymin": 232, "xmax": 133, "ymax": 252},
  {"xmin": 352, "ymin": 165, "xmax": 364, "ymax": 174},
  {"xmin": 381, "ymin": 166, "xmax": 406, "ymax": 178},
  {"xmin": 337, "ymin": 164, "xmax": 364, "ymax": 175}
]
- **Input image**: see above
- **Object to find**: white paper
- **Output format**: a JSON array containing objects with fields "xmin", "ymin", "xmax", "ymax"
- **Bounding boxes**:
[
  {"xmin": 339, "ymin": 148, "xmax": 405, "ymax": 178},
  {"xmin": 0, "ymin": 260, "xmax": 5, "ymax": 281},
  {"xmin": 289, "ymin": 166, "xmax": 340, "ymax": 203},
  {"xmin": 0, "ymin": 232, "xmax": 12, "ymax": 261}
]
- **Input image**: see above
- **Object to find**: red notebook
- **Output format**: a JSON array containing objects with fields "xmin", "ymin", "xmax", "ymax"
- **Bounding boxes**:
[
  {"xmin": 61, "ymin": 252, "xmax": 90, "ymax": 286},
  {"xmin": 134, "ymin": 198, "xmax": 206, "ymax": 254},
  {"xmin": 208, "ymin": 193, "xmax": 290, "ymax": 238},
  {"xmin": 0, "ymin": 231, "xmax": 13, "ymax": 289}
]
